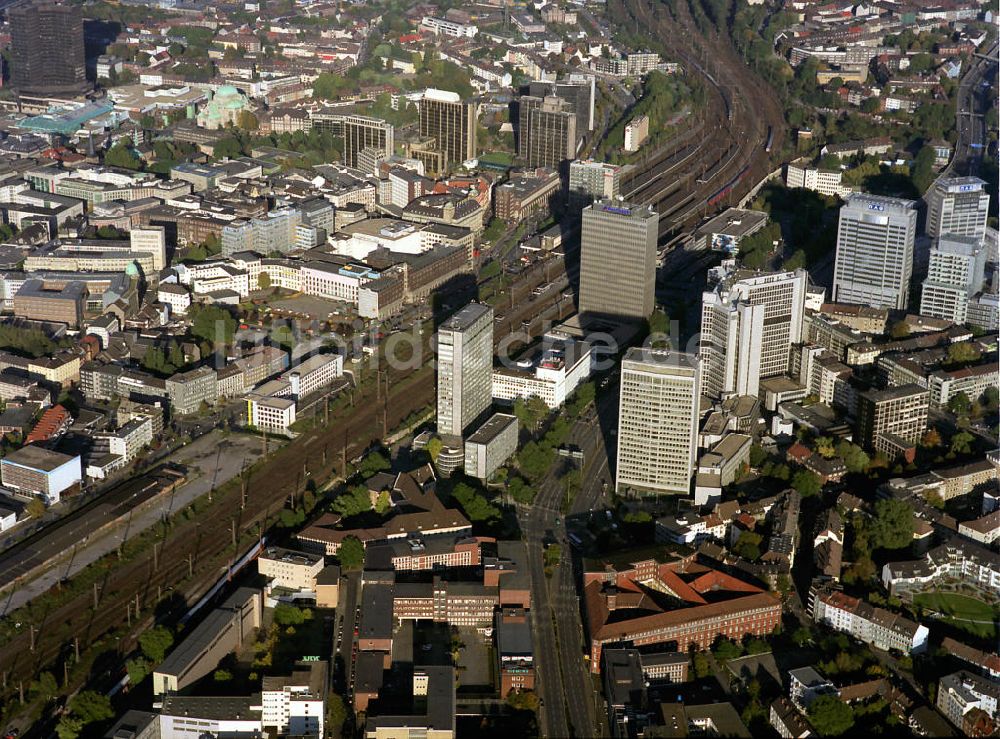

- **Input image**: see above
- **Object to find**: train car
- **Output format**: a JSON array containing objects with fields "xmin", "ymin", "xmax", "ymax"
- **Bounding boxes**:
[
  {"xmin": 706, "ymin": 165, "xmax": 750, "ymax": 207},
  {"xmin": 765, "ymin": 126, "xmax": 774, "ymax": 153}
]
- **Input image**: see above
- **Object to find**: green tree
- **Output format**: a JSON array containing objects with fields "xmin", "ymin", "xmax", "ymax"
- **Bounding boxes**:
[
  {"xmin": 513, "ymin": 396, "xmax": 548, "ymax": 431},
  {"xmin": 331, "ymin": 484, "xmax": 372, "ymax": 517},
  {"xmin": 27, "ymin": 497, "xmax": 47, "ymax": 518},
  {"xmin": 213, "ymin": 668, "xmax": 233, "ymax": 681},
  {"xmin": 257, "ymin": 272, "xmax": 272, "ymax": 290},
  {"xmin": 55, "ymin": 716, "xmax": 83, "ymax": 739},
  {"xmin": 126, "ymin": 657, "xmax": 150, "ymax": 685},
  {"xmin": 213, "ymin": 136, "xmax": 244, "ymax": 159},
  {"xmin": 68, "ymin": 690, "xmax": 114, "ymax": 724},
  {"xmin": 792, "ymin": 469, "xmax": 822, "ymax": 497},
  {"xmin": 835, "ymin": 440, "xmax": 869, "ymax": 474},
  {"xmin": 327, "ymin": 693, "xmax": 348, "ymax": 737},
  {"xmin": 517, "ymin": 441, "xmax": 554, "ymax": 482},
  {"xmin": 358, "ymin": 451, "xmax": 390, "ymax": 478},
  {"xmin": 888, "ymin": 320, "xmax": 910, "ymax": 339},
  {"xmin": 949, "ymin": 430, "xmax": 974, "ymax": 455},
  {"xmin": 948, "ymin": 392, "xmax": 972, "ymax": 416},
  {"xmin": 104, "ymin": 141, "xmax": 141, "ymax": 170},
  {"xmin": 732, "ymin": 530, "xmax": 764, "ymax": 560},
  {"xmin": 31, "ymin": 671, "xmax": 58, "ymax": 701},
  {"xmin": 506, "ymin": 689, "xmax": 540, "ymax": 712},
  {"xmin": 427, "ymin": 436, "xmax": 443, "ymax": 463},
  {"xmin": 981, "ymin": 386, "xmax": 999, "ymax": 413},
  {"xmin": 869, "ymin": 498, "xmax": 913, "ymax": 550},
  {"xmin": 139, "ymin": 625, "xmax": 175, "ymax": 663},
  {"xmin": 338, "ymin": 536, "xmax": 365, "ymax": 570},
  {"xmin": 237, "ymin": 109, "xmax": 259, "ymax": 132},
  {"xmin": 713, "ymin": 638, "xmax": 743, "ymax": 662},
  {"xmin": 507, "ymin": 476, "xmax": 535, "ymax": 504},
  {"xmin": 947, "ymin": 342, "xmax": 981, "ymax": 366},
  {"xmin": 807, "ymin": 694, "xmax": 855, "ymax": 736},
  {"xmin": 451, "ymin": 482, "xmax": 500, "ymax": 523},
  {"xmin": 374, "ymin": 490, "xmax": 391, "ymax": 515},
  {"xmin": 692, "ymin": 651, "xmax": 711, "ymax": 678},
  {"xmin": 273, "ymin": 604, "xmax": 307, "ymax": 626},
  {"xmin": 190, "ymin": 305, "xmax": 236, "ymax": 345}
]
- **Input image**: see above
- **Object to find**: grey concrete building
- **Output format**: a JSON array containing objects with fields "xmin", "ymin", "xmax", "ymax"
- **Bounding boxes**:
[
  {"xmin": 578, "ymin": 199, "xmax": 657, "ymax": 323},
  {"xmin": 518, "ymin": 96, "xmax": 577, "ymax": 169}
]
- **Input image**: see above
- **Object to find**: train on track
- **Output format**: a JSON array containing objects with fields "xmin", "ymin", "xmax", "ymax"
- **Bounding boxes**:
[{"xmin": 707, "ymin": 165, "xmax": 750, "ymax": 208}]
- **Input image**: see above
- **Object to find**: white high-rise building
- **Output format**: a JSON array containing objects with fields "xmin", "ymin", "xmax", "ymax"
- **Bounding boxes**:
[
  {"xmin": 699, "ymin": 267, "xmax": 808, "ymax": 400},
  {"xmin": 436, "ymin": 303, "xmax": 493, "ymax": 438},
  {"xmin": 615, "ymin": 348, "xmax": 700, "ymax": 496},
  {"xmin": 924, "ymin": 176, "xmax": 990, "ymax": 240},
  {"xmin": 833, "ymin": 193, "xmax": 917, "ymax": 310},
  {"xmin": 919, "ymin": 235, "xmax": 987, "ymax": 324},
  {"xmin": 568, "ymin": 160, "xmax": 622, "ymax": 204},
  {"xmin": 130, "ymin": 225, "xmax": 167, "ymax": 272}
]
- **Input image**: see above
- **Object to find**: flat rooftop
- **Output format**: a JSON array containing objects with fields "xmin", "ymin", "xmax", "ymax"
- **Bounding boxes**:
[
  {"xmin": 441, "ymin": 302, "xmax": 492, "ymax": 332},
  {"xmin": 2, "ymin": 445, "xmax": 76, "ymax": 471},
  {"xmin": 466, "ymin": 413, "xmax": 517, "ymax": 445}
]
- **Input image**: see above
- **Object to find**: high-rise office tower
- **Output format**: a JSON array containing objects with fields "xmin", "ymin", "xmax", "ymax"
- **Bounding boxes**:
[
  {"xmin": 833, "ymin": 193, "xmax": 917, "ymax": 310},
  {"xmin": 527, "ymin": 75, "xmax": 595, "ymax": 134},
  {"xmin": 699, "ymin": 267, "xmax": 808, "ymax": 400},
  {"xmin": 855, "ymin": 384, "xmax": 928, "ymax": 458},
  {"xmin": 568, "ymin": 160, "xmax": 622, "ymax": 206},
  {"xmin": 9, "ymin": 0, "xmax": 88, "ymax": 98},
  {"xmin": 578, "ymin": 199, "xmax": 657, "ymax": 323},
  {"xmin": 923, "ymin": 175, "xmax": 989, "ymax": 240},
  {"xmin": 919, "ymin": 235, "xmax": 986, "ymax": 324},
  {"xmin": 419, "ymin": 89, "xmax": 476, "ymax": 172},
  {"xmin": 616, "ymin": 348, "xmax": 700, "ymax": 496},
  {"xmin": 517, "ymin": 96, "xmax": 577, "ymax": 169},
  {"xmin": 436, "ymin": 303, "xmax": 494, "ymax": 438},
  {"xmin": 343, "ymin": 116, "xmax": 394, "ymax": 169}
]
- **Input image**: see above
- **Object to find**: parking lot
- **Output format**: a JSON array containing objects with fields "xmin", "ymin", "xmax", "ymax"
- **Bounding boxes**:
[
  {"xmin": 455, "ymin": 626, "xmax": 493, "ymax": 690},
  {"xmin": 270, "ymin": 295, "xmax": 352, "ymax": 321}
]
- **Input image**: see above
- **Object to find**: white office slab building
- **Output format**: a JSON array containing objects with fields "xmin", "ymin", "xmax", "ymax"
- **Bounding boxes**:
[
  {"xmin": 924, "ymin": 175, "xmax": 990, "ymax": 240},
  {"xmin": 699, "ymin": 266, "xmax": 808, "ymax": 400},
  {"xmin": 616, "ymin": 348, "xmax": 700, "ymax": 496},
  {"xmin": 436, "ymin": 303, "xmax": 493, "ymax": 438},
  {"xmin": 833, "ymin": 193, "xmax": 917, "ymax": 310}
]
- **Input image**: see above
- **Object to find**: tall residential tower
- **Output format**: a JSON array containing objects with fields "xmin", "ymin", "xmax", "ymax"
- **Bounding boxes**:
[
  {"xmin": 923, "ymin": 176, "xmax": 989, "ymax": 240},
  {"xmin": 419, "ymin": 89, "xmax": 476, "ymax": 172},
  {"xmin": 699, "ymin": 267, "xmax": 808, "ymax": 399}
]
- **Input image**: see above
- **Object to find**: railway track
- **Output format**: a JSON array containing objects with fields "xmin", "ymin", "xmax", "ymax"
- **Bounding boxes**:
[
  {"xmin": 611, "ymin": 0, "xmax": 787, "ymax": 241},
  {"xmin": 0, "ymin": 257, "xmax": 572, "ymax": 718}
]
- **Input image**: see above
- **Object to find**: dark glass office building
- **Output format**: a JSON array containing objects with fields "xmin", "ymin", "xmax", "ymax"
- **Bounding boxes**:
[{"xmin": 9, "ymin": 0, "xmax": 88, "ymax": 98}]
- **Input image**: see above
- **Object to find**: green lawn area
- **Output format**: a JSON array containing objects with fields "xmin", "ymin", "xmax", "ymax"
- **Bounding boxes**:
[{"xmin": 915, "ymin": 591, "xmax": 999, "ymax": 640}]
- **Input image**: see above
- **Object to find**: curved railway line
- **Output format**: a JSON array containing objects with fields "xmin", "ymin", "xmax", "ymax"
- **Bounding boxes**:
[{"xmin": 613, "ymin": 0, "xmax": 787, "ymax": 240}]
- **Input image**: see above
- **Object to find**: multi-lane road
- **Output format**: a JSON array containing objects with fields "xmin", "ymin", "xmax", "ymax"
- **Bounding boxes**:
[
  {"xmin": 948, "ymin": 39, "xmax": 998, "ymax": 177},
  {"xmin": 515, "ymin": 373, "xmax": 621, "ymax": 738}
]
